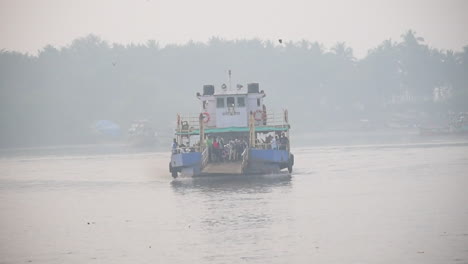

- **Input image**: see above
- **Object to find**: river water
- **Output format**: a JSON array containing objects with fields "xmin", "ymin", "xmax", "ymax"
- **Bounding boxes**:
[{"xmin": 1, "ymin": 141, "xmax": 468, "ymax": 263}]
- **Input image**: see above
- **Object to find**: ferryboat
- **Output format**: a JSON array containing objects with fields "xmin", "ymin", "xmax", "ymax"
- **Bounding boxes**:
[{"xmin": 169, "ymin": 76, "xmax": 294, "ymax": 177}]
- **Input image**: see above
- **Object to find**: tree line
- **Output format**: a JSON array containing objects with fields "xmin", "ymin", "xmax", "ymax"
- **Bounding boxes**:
[{"xmin": 0, "ymin": 30, "xmax": 467, "ymax": 147}]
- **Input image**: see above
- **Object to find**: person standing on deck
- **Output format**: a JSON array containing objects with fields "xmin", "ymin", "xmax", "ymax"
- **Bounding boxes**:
[
  {"xmin": 172, "ymin": 138, "xmax": 178, "ymax": 154},
  {"xmin": 279, "ymin": 133, "xmax": 288, "ymax": 150},
  {"xmin": 279, "ymin": 134, "xmax": 285, "ymax": 150},
  {"xmin": 265, "ymin": 134, "xmax": 273, "ymax": 149},
  {"xmin": 229, "ymin": 140, "xmax": 235, "ymax": 161},
  {"xmin": 206, "ymin": 136, "xmax": 213, "ymax": 162},
  {"xmin": 219, "ymin": 137, "xmax": 225, "ymax": 161},
  {"xmin": 282, "ymin": 133, "xmax": 289, "ymax": 151},
  {"xmin": 213, "ymin": 138, "xmax": 220, "ymax": 162},
  {"xmin": 271, "ymin": 136, "xmax": 277, "ymax": 150},
  {"xmin": 235, "ymin": 139, "xmax": 243, "ymax": 160}
]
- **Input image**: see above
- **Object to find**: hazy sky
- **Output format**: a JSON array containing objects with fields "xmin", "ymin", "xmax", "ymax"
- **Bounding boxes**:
[{"xmin": 0, "ymin": 0, "xmax": 467, "ymax": 57}]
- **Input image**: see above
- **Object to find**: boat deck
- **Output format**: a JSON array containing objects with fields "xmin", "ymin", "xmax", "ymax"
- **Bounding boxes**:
[{"xmin": 201, "ymin": 161, "xmax": 243, "ymax": 175}]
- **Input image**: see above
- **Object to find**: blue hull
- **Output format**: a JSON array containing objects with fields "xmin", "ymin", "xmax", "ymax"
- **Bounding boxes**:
[
  {"xmin": 170, "ymin": 152, "xmax": 202, "ymax": 177},
  {"xmin": 245, "ymin": 149, "xmax": 292, "ymax": 174}
]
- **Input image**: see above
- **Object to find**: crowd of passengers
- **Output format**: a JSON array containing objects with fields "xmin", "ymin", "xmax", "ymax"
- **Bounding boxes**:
[
  {"xmin": 171, "ymin": 133, "xmax": 289, "ymax": 157},
  {"xmin": 207, "ymin": 133, "xmax": 290, "ymax": 162},
  {"xmin": 259, "ymin": 133, "xmax": 289, "ymax": 151},
  {"xmin": 207, "ymin": 137, "xmax": 248, "ymax": 162}
]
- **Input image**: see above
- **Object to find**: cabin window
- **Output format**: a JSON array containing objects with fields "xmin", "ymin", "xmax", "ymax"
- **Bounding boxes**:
[
  {"xmin": 257, "ymin": 98, "xmax": 261, "ymax": 106},
  {"xmin": 227, "ymin": 97, "xmax": 235, "ymax": 107},
  {"xmin": 202, "ymin": 100, "xmax": 207, "ymax": 109},
  {"xmin": 216, "ymin": 98, "xmax": 225, "ymax": 108},
  {"xmin": 237, "ymin": 97, "xmax": 245, "ymax": 107}
]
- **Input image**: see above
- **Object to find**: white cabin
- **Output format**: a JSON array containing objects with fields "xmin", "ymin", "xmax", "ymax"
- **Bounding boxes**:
[{"xmin": 197, "ymin": 83, "xmax": 266, "ymax": 128}]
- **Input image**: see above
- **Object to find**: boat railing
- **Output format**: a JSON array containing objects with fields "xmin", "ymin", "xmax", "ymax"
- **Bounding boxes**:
[
  {"xmin": 252, "ymin": 142, "xmax": 289, "ymax": 151},
  {"xmin": 255, "ymin": 110, "xmax": 289, "ymax": 128},
  {"xmin": 172, "ymin": 145, "xmax": 204, "ymax": 154},
  {"xmin": 177, "ymin": 114, "xmax": 201, "ymax": 133},
  {"xmin": 252, "ymin": 143, "xmax": 270, "ymax": 149}
]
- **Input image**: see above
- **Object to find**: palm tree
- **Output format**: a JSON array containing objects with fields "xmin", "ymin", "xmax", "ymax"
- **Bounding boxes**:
[{"xmin": 331, "ymin": 42, "xmax": 355, "ymax": 61}]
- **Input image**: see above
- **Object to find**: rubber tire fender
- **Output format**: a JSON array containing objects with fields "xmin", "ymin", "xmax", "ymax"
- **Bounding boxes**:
[
  {"xmin": 288, "ymin": 154, "xmax": 294, "ymax": 173},
  {"xmin": 169, "ymin": 162, "xmax": 178, "ymax": 178}
]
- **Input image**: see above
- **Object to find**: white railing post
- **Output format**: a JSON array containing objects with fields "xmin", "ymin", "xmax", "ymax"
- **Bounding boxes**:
[{"xmin": 201, "ymin": 146, "xmax": 209, "ymax": 169}]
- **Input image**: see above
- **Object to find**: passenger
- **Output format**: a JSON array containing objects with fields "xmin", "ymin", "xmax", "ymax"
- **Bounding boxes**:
[
  {"xmin": 282, "ymin": 134, "xmax": 289, "ymax": 150},
  {"xmin": 279, "ymin": 134, "xmax": 284, "ymax": 150},
  {"xmin": 219, "ymin": 140, "xmax": 225, "ymax": 162},
  {"xmin": 229, "ymin": 140, "xmax": 235, "ymax": 161},
  {"xmin": 213, "ymin": 138, "xmax": 220, "ymax": 162},
  {"xmin": 279, "ymin": 133, "xmax": 288, "ymax": 150},
  {"xmin": 236, "ymin": 139, "xmax": 243, "ymax": 160},
  {"xmin": 222, "ymin": 144, "xmax": 229, "ymax": 162},
  {"xmin": 221, "ymin": 138, "xmax": 226, "ymax": 161},
  {"xmin": 206, "ymin": 136, "xmax": 213, "ymax": 161},
  {"xmin": 240, "ymin": 139, "xmax": 248, "ymax": 158},
  {"xmin": 172, "ymin": 138, "xmax": 178, "ymax": 154},
  {"xmin": 190, "ymin": 143, "xmax": 197, "ymax": 152},
  {"xmin": 271, "ymin": 136, "xmax": 277, "ymax": 150}
]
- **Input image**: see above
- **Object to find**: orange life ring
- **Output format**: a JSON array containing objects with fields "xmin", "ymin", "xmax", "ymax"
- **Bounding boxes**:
[
  {"xmin": 254, "ymin": 110, "xmax": 263, "ymax": 121},
  {"xmin": 201, "ymin": 112, "xmax": 210, "ymax": 123}
]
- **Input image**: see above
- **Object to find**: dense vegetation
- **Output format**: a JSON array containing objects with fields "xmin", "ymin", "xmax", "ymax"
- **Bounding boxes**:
[{"xmin": 1, "ymin": 30, "xmax": 467, "ymax": 147}]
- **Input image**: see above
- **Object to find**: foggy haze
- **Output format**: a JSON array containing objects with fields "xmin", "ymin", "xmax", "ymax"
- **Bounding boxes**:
[
  {"xmin": 1, "ymin": 31, "xmax": 468, "ymax": 148},
  {"xmin": 1, "ymin": 0, "xmax": 468, "ymax": 148},
  {"xmin": 1, "ymin": 1, "xmax": 468, "ymax": 264}
]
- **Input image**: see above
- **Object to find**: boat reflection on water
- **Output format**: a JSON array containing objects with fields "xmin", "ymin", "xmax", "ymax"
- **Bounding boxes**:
[
  {"xmin": 170, "ymin": 173, "xmax": 292, "ymax": 194},
  {"xmin": 170, "ymin": 173, "xmax": 293, "ymax": 250}
]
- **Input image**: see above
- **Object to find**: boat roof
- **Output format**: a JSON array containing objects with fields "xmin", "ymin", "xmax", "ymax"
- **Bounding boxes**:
[
  {"xmin": 214, "ymin": 90, "xmax": 248, "ymax": 95},
  {"xmin": 200, "ymin": 88, "xmax": 264, "ymax": 96},
  {"xmin": 175, "ymin": 126, "xmax": 289, "ymax": 135}
]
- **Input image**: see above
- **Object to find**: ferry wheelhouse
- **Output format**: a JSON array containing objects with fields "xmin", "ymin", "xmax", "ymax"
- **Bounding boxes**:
[{"xmin": 169, "ymin": 81, "xmax": 293, "ymax": 177}]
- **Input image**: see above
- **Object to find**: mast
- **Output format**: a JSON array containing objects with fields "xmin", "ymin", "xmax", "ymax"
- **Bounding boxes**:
[
  {"xmin": 199, "ymin": 113, "xmax": 205, "ymax": 148},
  {"xmin": 249, "ymin": 111, "xmax": 256, "ymax": 147},
  {"xmin": 228, "ymin": 69, "xmax": 232, "ymax": 90}
]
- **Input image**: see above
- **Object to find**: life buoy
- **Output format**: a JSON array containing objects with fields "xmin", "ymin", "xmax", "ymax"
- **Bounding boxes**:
[
  {"xmin": 201, "ymin": 112, "xmax": 210, "ymax": 123},
  {"xmin": 254, "ymin": 110, "xmax": 263, "ymax": 121}
]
